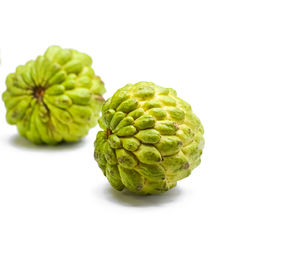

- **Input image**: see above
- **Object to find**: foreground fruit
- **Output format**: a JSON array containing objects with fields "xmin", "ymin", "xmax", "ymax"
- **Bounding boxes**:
[
  {"xmin": 2, "ymin": 45, "xmax": 106, "ymax": 144},
  {"xmin": 94, "ymin": 82, "xmax": 204, "ymax": 194}
]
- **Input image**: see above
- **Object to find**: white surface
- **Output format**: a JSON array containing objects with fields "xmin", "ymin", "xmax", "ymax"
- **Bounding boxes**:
[{"xmin": 0, "ymin": 1, "xmax": 300, "ymax": 268}]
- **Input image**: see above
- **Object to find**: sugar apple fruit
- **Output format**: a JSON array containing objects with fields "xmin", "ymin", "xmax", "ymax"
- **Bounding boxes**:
[
  {"xmin": 2, "ymin": 45, "xmax": 106, "ymax": 144},
  {"xmin": 94, "ymin": 82, "xmax": 204, "ymax": 194}
]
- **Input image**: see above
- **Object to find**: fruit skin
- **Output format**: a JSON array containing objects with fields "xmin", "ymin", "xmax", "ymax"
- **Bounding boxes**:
[
  {"xmin": 2, "ymin": 45, "xmax": 106, "ymax": 144},
  {"xmin": 94, "ymin": 82, "xmax": 204, "ymax": 195}
]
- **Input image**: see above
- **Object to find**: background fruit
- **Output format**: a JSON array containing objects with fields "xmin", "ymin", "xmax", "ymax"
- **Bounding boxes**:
[
  {"xmin": 2, "ymin": 45, "xmax": 106, "ymax": 144},
  {"xmin": 94, "ymin": 82, "xmax": 204, "ymax": 194}
]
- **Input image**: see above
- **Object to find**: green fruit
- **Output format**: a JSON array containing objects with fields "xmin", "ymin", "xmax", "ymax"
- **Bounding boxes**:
[
  {"xmin": 2, "ymin": 45, "xmax": 106, "ymax": 144},
  {"xmin": 94, "ymin": 82, "xmax": 204, "ymax": 194}
]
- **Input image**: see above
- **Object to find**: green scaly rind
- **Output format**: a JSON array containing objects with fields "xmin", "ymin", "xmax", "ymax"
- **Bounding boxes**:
[
  {"xmin": 2, "ymin": 45, "xmax": 106, "ymax": 144},
  {"xmin": 94, "ymin": 82, "xmax": 204, "ymax": 195}
]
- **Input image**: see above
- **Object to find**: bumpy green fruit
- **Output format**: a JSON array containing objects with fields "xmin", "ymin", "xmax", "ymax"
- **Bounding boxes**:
[
  {"xmin": 2, "ymin": 45, "xmax": 106, "ymax": 144},
  {"xmin": 94, "ymin": 82, "xmax": 204, "ymax": 194}
]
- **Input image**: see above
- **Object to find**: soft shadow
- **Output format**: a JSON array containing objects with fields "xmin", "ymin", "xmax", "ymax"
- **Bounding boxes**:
[
  {"xmin": 95, "ymin": 184, "xmax": 184, "ymax": 207},
  {"xmin": 8, "ymin": 134, "xmax": 87, "ymax": 151}
]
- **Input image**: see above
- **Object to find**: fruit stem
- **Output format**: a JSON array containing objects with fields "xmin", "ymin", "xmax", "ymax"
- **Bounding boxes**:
[
  {"xmin": 33, "ymin": 86, "xmax": 45, "ymax": 102},
  {"xmin": 106, "ymin": 128, "xmax": 112, "ymax": 138}
]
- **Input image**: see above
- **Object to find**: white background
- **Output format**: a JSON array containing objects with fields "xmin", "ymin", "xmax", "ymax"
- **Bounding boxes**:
[{"xmin": 0, "ymin": 0, "xmax": 299, "ymax": 268}]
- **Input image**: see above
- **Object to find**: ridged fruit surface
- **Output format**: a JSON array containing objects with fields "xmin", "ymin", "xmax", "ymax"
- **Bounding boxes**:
[
  {"xmin": 2, "ymin": 45, "xmax": 106, "ymax": 144},
  {"xmin": 94, "ymin": 82, "xmax": 204, "ymax": 194}
]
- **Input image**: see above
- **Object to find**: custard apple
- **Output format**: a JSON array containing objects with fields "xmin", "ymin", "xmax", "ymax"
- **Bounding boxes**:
[
  {"xmin": 94, "ymin": 82, "xmax": 204, "ymax": 194},
  {"xmin": 2, "ymin": 45, "xmax": 106, "ymax": 144}
]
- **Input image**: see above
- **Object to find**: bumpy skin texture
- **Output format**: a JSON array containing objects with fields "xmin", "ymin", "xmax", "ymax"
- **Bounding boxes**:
[
  {"xmin": 2, "ymin": 45, "xmax": 106, "ymax": 144},
  {"xmin": 94, "ymin": 82, "xmax": 204, "ymax": 194}
]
